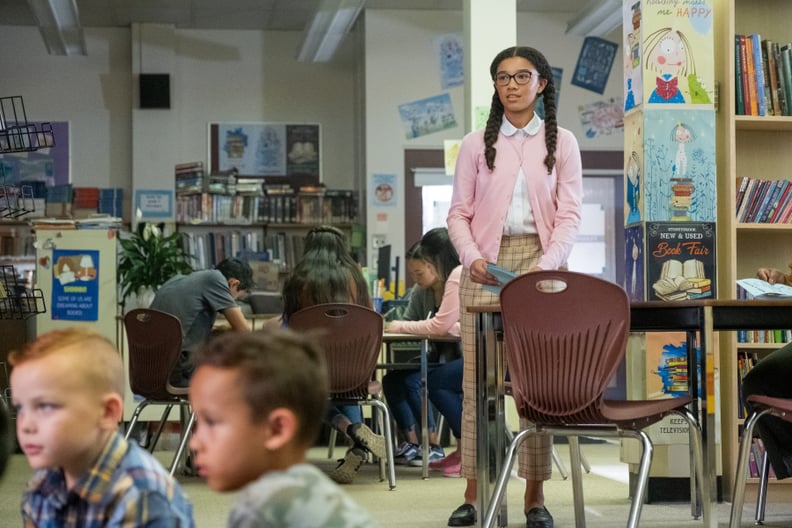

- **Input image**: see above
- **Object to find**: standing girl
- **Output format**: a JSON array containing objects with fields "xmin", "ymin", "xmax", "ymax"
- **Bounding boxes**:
[{"xmin": 446, "ymin": 46, "xmax": 583, "ymax": 528}]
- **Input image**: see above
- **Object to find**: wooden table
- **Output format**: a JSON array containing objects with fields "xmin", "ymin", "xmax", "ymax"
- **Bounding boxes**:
[{"xmin": 471, "ymin": 299, "xmax": 792, "ymax": 528}]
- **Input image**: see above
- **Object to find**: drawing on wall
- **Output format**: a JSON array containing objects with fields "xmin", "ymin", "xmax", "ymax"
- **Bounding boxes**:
[
  {"xmin": 535, "ymin": 67, "xmax": 563, "ymax": 119},
  {"xmin": 626, "ymin": 151, "xmax": 642, "ymax": 225},
  {"xmin": 436, "ymin": 33, "xmax": 464, "ymax": 89},
  {"xmin": 0, "ymin": 121, "xmax": 69, "ymax": 185},
  {"xmin": 641, "ymin": 0, "xmax": 714, "ymax": 105},
  {"xmin": 643, "ymin": 108, "xmax": 715, "ymax": 222},
  {"xmin": 578, "ymin": 98, "xmax": 624, "ymax": 138},
  {"xmin": 623, "ymin": 0, "xmax": 643, "ymax": 111},
  {"xmin": 210, "ymin": 123, "xmax": 320, "ymax": 180},
  {"xmin": 624, "ymin": 224, "xmax": 645, "ymax": 301},
  {"xmin": 444, "ymin": 139, "xmax": 461, "ymax": 176},
  {"xmin": 571, "ymin": 37, "xmax": 618, "ymax": 94},
  {"xmin": 398, "ymin": 94, "xmax": 458, "ymax": 139}
]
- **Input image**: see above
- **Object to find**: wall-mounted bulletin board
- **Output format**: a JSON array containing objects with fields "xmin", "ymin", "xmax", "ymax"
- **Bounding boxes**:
[{"xmin": 209, "ymin": 122, "xmax": 320, "ymax": 185}]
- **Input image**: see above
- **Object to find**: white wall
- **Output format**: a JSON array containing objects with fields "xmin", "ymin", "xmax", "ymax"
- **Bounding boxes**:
[
  {"xmin": 364, "ymin": 9, "xmax": 624, "ymax": 264},
  {"xmin": 0, "ymin": 25, "xmax": 359, "ymax": 205}
]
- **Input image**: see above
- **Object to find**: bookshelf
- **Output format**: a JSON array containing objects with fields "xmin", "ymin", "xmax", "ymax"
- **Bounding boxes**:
[{"xmin": 717, "ymin": 0, "xmax": 792, "ymax": 497}]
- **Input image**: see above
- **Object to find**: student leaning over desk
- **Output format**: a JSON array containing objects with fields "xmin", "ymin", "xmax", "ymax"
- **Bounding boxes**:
[{"xmin": 383, "ymin": 227, "xmax": 464, "ymax": 475}]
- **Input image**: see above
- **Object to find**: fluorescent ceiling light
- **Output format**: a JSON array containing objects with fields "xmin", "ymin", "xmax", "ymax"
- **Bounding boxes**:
[
  {"xmin": 298, "ymin": 0, "xmax": 366, "ymax": 62},
  {"xmin": 566, "ymin": 0, "xmax": 622, "ymax": 38},
  {"xmin": 26, "ymin": 0, "xmax": 86, "ymax": 55}
]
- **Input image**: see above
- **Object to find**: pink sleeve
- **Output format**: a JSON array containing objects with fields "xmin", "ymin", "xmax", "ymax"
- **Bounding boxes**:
[
  {"xmin": 389, "ymin": 266, "xmax": 461, "ymax": 336},
  {"xmin": 447, "ymin": 133, "xmax": 484, "ymax": 269}
]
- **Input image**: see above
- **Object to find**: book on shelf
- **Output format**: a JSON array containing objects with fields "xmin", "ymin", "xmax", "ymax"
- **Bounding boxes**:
[
  {"xmin": 781, "ymin": 44, "xmax": 792, "ymax": 117},
  {"xmin": 735, "ymin": 35, "xmax": 745, "ymax": 114},
  {"xmin": 763, "ymin": 39, "xmax": 781, "ymax": 115},
  {"xmin": 752, "ymin": 34, "xmax": 768, "ymax": 116}
]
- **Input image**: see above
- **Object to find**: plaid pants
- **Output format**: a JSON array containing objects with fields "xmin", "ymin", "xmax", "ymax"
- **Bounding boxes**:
[{"xmin": 459, "ymin": 234, "xmax": 552, "ymax": 481}]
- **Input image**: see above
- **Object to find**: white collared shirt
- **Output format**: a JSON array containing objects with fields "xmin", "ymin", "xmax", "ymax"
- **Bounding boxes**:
[{"xmin": 502, "ymin": 114, "xmax": 542, "ymax": 236}]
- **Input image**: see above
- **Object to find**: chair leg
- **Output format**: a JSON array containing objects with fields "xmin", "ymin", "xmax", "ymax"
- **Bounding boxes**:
[
  {"xmin": 568, "ymin": 436, "xmax": 586, "ymax": 528},
  {"xmin": 671, "ymin": 408, "xmax": 705, "ymax": 522},
  {"xmin": 147, "ymin": 404, "xmax": 174, "ymax": 453},
  {"xmin": 327, "ymin": 428, "xmax": 337, "ymax": 459},
  {"xmin": 552, "ymin": 445, "xmax": 569, "ymax": 480},
  {"xmin": 368, "ymin": 398, "xmax": 396, "ymax": 490},
  {"xmin": 169, "ymin": 408, "xmax": 195, "ymax": 477},
  {"xmin": 730, "ymin": 408, "xmax": 772, "ymax": 528},
  {"xmin": 482, "ymin": 428, "xmax": 530, "ymax": 528},
  {"xmin": 624, "ymin": 430, "xmax": 653, "ymax": 528},
  {"xmin": 755, "ymin": 450, "xmax": 770, "ymax": 524}
]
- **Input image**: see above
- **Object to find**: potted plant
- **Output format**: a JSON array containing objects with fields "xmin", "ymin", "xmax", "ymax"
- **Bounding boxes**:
[{"xmin": 118, "ymin": 222, "xmax": 194, "ymax": 308}]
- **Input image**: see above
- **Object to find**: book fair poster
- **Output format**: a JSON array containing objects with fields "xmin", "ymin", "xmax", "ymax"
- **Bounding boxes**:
[
  {"xmin": 645, "ymin": 221, "xmax": 715, "ymax": 302},
  {"xmin": 51, "ymin": 249, "xmax": 99, "ymax": 321}
]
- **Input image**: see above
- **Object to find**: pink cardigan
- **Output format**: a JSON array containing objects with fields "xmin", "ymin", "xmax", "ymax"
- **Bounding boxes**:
[
  {"xmin": 447, "ymin": 124, "xmax": 583, "ymax": 271},
  {"xmin": 388, "ymin": 265, "xmax": 462, "ymax": 337}
]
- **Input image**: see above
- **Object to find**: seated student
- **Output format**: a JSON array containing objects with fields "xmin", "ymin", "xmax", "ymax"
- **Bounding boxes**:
[
  {"xmin": 281, "ymin": 225, "xmax": 386, "ymax": 484},
  {"xmin": 742, "ymin": 263, "xmax": 792, "ymax": 480},
  {"xmin": 151, "ymin": 257, "xmax": 253, "ymax": 388},
  {"xmin": 10, "ymin": 328, "xmax": 194, "ymax": 527},
  {"xmin": 382, "ymin": 227, "xmax": 464, "ymax": 475},
  {"xmin": 188, "ymin": 329, "xmax": 379, "ymax": 527}
]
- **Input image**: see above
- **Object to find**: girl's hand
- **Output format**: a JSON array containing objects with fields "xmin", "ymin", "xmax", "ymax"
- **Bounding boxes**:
[
  {"xmin": 757, "ymin": 267, "xmax": 787, "ymax": 285},
  {"xmin": 470, "ymin": 259, "xmax": 499, "ymax": 286}
]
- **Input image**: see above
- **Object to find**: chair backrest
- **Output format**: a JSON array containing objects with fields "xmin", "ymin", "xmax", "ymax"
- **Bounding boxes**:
[
  {"xmin": 288, "ymin": 303, "xmax": 383, "ymax": 397},
  {"xmin": 123, "ymin": 308, "xmax": 184, "ymax": 399},
  {"xmin": 499, "ymin": 270, "xmax": 630, "ymax": 425}
]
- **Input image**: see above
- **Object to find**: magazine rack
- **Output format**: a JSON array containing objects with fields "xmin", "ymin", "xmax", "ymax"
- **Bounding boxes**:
[
  {"xmin": 0, "ymin": 265, "xmax": 46, "ymax": 320},
  {"xmin": 0, "ymin": 96, "xmax": 54, "ymax": 154}
]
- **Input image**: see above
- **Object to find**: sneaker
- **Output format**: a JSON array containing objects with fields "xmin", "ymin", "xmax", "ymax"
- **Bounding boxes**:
[
  {"xmin": 347, "ymin": 423, "xmax": 387, "ymax": 459},
  {"xmin": 408, "ymin": 444, "xmax": 445, "ymax": 467},
  {"xmin": 442, "ymin": 456, "xmax": 462, "ymax": 478},
  {"xmin": 329, "ymin": 447, "xmax": 366, "ymax": 484},
  {"xmin": 394, "ymin": 442, "xmax": 420, "ymax": 465},
  {"xmin": 430, "ymin": 448, "xmax": 461, "ymax": 471}
]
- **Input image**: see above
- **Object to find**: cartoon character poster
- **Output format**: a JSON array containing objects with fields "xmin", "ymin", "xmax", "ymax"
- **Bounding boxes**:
[
  {"xmin": 643, "ymin": 108, "xmax": 716, "ymax": 222},
  {"xmin": 623, "ymin": 1, "xmax": 643, "ymax": 111},
  {"xmin": 624, "ymin": 224, "xmax": 645, "ymax": 301},
  {"xmin": 641, "ymin": 0, "xmax": 714, "ymax": 106},
  {"xmin": 624, "ymin": 111, "xmax": 644, "ymax": 226},
  {"xmin": 51, "ymin": 249, "xmax": 99, "ymax": 321}
]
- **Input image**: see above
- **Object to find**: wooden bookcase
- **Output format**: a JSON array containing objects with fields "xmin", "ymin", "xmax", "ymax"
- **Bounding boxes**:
[{"xmin": 716, "ymin": 0, "xmax": 792, "ymax": 497}]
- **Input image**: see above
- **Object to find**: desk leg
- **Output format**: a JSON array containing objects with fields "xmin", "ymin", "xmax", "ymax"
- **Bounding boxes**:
[
  {"xmin": 700, "ymin": 306, "xmax": 716, "ymax": 528},
  {"xmin": 476, "ymin": 312, "xmax": 507, "ymax": 527},
  {"xmin": 421, "ymin": 338, "xmax": 429, "ymax": 479},
  {"xmin": 686, "ymin": 330, "xmax": 701, "ymax": 519}
]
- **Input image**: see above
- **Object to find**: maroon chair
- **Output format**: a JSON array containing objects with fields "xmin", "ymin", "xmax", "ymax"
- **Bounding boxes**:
[
  {"xmin": 123, "ymin": 308, "xmax": 194, "ymax": 476},
  {"xmin": 288, "ymin": 302, "xmax": 396, "ymax": 489},
  {"xmin": 483, "ymin": 270, "xmax": 704, "ymax": 528},
  {"xmin": 730, "ymin": 394, "xmax": 792, "ymax": 527}
]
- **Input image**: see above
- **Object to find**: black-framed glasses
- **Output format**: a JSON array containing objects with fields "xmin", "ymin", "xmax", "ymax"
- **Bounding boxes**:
[{"xmin": 494, "ymin": 70, "xmax": 535, "ymax": 86}]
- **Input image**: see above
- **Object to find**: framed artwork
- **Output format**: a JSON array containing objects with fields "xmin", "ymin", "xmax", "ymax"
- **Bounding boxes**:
[{"xmin": 208, "ymin": 122, "xmax": 320, "ymax": 183}]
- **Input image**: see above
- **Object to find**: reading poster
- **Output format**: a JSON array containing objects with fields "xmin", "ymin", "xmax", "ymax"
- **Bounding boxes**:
[
  {"xmin": 645, "ymin": 222, "xmax": 715, "ymax": 302},
  {"xmin": 51, "ymin": 249, "xmax": 99, "ymax": 321}
]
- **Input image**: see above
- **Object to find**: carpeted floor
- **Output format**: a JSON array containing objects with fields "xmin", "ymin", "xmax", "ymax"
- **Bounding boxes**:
[{"xmin": 0, "ymin": 441, "xmax": 791, "ymax": 527}]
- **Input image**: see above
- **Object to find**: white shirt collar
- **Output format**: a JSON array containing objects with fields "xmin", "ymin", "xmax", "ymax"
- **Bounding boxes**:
[{"xmin": 500, "ymin": 113, "xmax": 542, "ymax": 137}]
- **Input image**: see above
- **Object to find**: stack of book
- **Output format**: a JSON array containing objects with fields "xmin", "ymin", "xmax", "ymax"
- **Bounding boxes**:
[
  {"xmin": 45, "ymin": 184, "xmax": 73, "ymax": 218},
  {"xmin": 175, "ymin": 162, "xmax": 205, "ymax": 193},
  {"xmin": 72, "ymin": 187, "xmax": 100, "ymax": 219},
  {"xmin": 670, "ymin": 178, "xmax": 694, "ymax": 220},
  {"xmin": 260, "ymin": 184, "xmax": 296, "ymax": 224},
  {"xmin": 98, "ymin": 188, "xmax": 123, "ymax": 218}
]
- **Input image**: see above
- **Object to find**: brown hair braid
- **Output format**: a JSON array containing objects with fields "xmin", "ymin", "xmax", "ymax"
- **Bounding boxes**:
[{"xmin": 485, "ymin": 46, "xmax": 558, "ymax": 175}]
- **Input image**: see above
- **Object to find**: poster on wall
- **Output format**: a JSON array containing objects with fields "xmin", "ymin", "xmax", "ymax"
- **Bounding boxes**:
[
  {"xmin": 370, "ymin": 173, "xmax": 396, "ymax": 207},
  {"xmin": 641, "ymin": 0, "xmax": 714, "ymax": 105},
  {"xmin": 0, "ymin": 121, "xmax": 69, "ymax": 185},
  {"xmin": 209, "ymin": 123, "xmax": 320, "ymax": 181},
  {"xmin": 435, "ymin": 33, "xmax": 464, "ymax": 89},
  {"xmin": 51, "ymin": 249, "xmax": 99, "ymax": 321},
  {"xmin": 571, "ymin": 37, "xmax": 618, "ymax": 95},
  {"xmin": 398, "ymin": 94, "xmax": 458, "ymax": 139},
  {"xmin": 134, "ymin": 189, "xmax": 173, "ymax": 220},
  {"xmin": 578, "ymin": 98, "xmax": 624, "ymax": 138}
]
